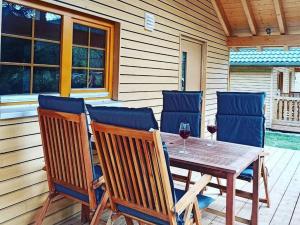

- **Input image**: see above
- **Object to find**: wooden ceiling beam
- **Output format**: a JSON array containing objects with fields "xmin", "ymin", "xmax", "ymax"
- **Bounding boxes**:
[
  {"xmin": 241, "ymin": 0, "xmax": 257, "ymax": 35},
  {"xmin": 273, "ymin": 0, "xmax": 287, "ymax": 34},
  {"xmin": 211, "ymin": 0, "xmax": 232, "ymax": 36},
  {"xmin": 227, "ymin": 34, "xmax": 300, "ymax": 47}
]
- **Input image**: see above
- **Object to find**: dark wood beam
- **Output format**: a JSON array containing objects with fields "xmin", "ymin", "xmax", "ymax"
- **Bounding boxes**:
[
  {"xmin": 227, "ymin": 34, "xmax": 300, "ymax": 47},
  {"xmin": 273, "ymin": 0, "xmax": 287, "ymax": 34},
  {"xmin": 211, "ymin": 0, "xmax": 232, "ymax": 36},
  {"xmin": 241, "ymin": 0, "xmax": 257, "ymax": 35}
]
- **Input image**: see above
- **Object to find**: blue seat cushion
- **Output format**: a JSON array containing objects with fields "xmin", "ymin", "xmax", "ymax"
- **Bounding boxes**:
[
  {"xmin": 38, "ymin": 95, "xmax": 85, "ymax": 114},
  {"xmin": 87, "ymin": 105, "xmax": 159, "ymax": 131},
  {"xmin": 161, "ymin": 111, "xmax": 201, "ymax": 137},
  {"xmin": 162, "ymin": 91, "xmax": 202, "ymax": 112},
  {"xmin": 54, "ymin": 165, "xmax": 104, "ymax": 203},
  {"xmin": 175, "ymin": 188, "xmax": 215, "ymax": 210},
  {"xmin": 117, "ymin": 205, "xmax": 171, "ymax": 225},
  {"xmin": 238, "ymin": 166, "xmax": 254, "ymax": 182},
  {"xmin": 217, "ymin": 92, "xmax": 266, "ymax": 116},
  {"xmin": 117, "ymin": 188, "xmax": 214, "ymax": 225},
  {"xmin": 216, "ymin": 115, "xmax": 265, "ymax": 147}
]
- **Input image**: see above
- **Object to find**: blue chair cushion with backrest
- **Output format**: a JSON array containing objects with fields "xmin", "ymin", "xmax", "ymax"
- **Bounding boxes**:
[
  {"xmin": 162, "ymin": 90, "xmax": 202, "ymax": 112},
  {"xmin": 161, "ymin": 111, "xmax": 201, "ymax": 137},
  {"xmin": 38, "ymin": 95, "xmax": 103, "ymax": 203},
  {"xmin": 87, "ymin": 105, "xmax": 159, "ymax": 130},
  {"xmin": 88, "ymin": 105, "xmax": 213, "ymax": 224},
  {"xmin": 161, "ymin": 91, "xmax": 202, "ymax": 137},
  {"xmin": 217, "ymin": 92, "xmax": 265, "ymax": 116},
  {"xmin": 216, "ymin": 92, "xmax": 266, "ymax": 181},
  {"xmin": 216, "ymin": 115, "xmax": 265, "ymax": 148}
]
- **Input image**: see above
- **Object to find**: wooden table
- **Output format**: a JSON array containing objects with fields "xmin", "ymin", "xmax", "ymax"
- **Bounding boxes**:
[{"xmin": 161, "ymin": 132, "xmax": 263, "ymax": 225}]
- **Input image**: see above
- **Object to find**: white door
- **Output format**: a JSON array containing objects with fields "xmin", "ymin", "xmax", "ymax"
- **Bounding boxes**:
[{"xmin": 181, "ymin": 39, "xmax": 202, "ymax": 91}]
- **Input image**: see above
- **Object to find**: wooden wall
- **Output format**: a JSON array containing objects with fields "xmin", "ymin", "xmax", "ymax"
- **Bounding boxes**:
[
  {"xmin": 230, "ymin": 72, "xmax": 272, "ymax": 128},
  {"xmin": 0, "ymin": 0, "xmax": 229, "ymax": 224}
]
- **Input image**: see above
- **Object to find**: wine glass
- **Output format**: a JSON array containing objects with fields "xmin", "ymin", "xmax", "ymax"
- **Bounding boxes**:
[
  {"xmin": 179, "ymin": 122, "xmax": 191, "ymax": 153},
  {"xmin": 207, "ymin": 119, "xmax": 217, "ymax": 146}
]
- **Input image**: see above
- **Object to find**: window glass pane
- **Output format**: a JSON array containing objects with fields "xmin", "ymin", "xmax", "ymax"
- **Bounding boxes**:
[
  {"xmin": 0, "ymin": 65, "xmax": 30, "ymax": 95},
  {"xmin": 90, "ymin": 49, "xmax": 105, "ymax": 68},
  {"xmin": 35, "ymin": 11, "xmax": 61, "ymax": 41},
  {"xmin": 88, "ymin": 70, "xmax": 104, "ymax": 88},
  {"xmin": 34, "ymin": 41, "xmax": 60, "ymax": 65},
  {"xmin": 72, "ymin": 69, "xmax": 87, "ymax": 88},
  {"xmin": 1, "ymin": 36, "xmax": 31, "ymax": 63},
  {"xmin": 181, "ymin": 52, "xmax": 187, "ymax": 91},
  {"xmin": 33, "ymin": 67, "xmax": 59, "ymax": 93},
  {"xmin": 2, "ymin": 1, "xmax": 33, "ymax": 36},
  {"xmin": 73, "ymin": 24, "xmax": 89, "ymax": 46},
  {"xmin": 72, "ymin": 47, "xmax": 88, "ymax": 67},
  {"xmin": 90, "ymin": 28, "xmax": 106, "ymax": 48}
]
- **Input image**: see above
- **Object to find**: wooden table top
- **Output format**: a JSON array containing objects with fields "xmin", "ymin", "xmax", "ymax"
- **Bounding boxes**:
[{"xmin": 161, "ymin": 132, "xmax": 263, "ymax": 176}]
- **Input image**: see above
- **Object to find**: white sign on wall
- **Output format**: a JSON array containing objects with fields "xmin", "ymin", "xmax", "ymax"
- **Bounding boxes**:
[{"xmin": 144, "ymin": 12, "xmax": 155, "ymax": 31}]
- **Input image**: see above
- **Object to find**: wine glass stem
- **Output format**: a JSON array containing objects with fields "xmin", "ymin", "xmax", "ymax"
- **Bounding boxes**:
[
  {"xmin": 183, "ymin": 139, "xmax": 186, "ymax": 152},
  {"xmin": 211, "ymin": 133, "xmax": 213, "ymax": 141}
]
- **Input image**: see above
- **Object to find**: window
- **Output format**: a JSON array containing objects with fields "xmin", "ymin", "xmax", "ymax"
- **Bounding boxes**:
[
  {"xmin": 0, "ymin": 0, "xmax": 116, "ymax": 102},
  {"xmin": 277, "ymin": 72, "xmax": 284, "ymax": 93},
  {"xmin": 294, "ymin": 72, "xmax": 300, "ymax": 92},
  {"xmin": 181, "ymin": 52, "xmax": 187, "ymax": 91}
]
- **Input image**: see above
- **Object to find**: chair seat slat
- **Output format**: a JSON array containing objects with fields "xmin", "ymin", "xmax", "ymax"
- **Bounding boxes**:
[
  {"xmin": 116, "ymin": 135, "xmax": 135, "ymax": 202},
  {"xmin": 128, "ymin": 137, "xmax": 148, "ymax": 208},
  {"xmin": 142, "ymin": 140, "xmax": 161, "ymax": 213},
  {"xmin": 111, "ymin": 134, "xmax": 130, "ymax": 201},
  {"xmin": 122, "ymin": 136, "xmax": 141, "ymax": 205},
  {"xmin": 136, "ymin": 139, "xmax": 154, "ymax": 210}
]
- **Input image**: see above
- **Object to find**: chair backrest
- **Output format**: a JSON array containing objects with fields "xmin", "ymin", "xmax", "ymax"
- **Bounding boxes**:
[
  {"xmin": 216, "ymin": 92, "xmax": 266, "ymax": 147},
  {"xmin": 38, "ymin": 95, "xmax": 97, "ymax": 209},
  {"xmin": 88, "ymin": 106, "xmax": 177, "ymax": 224},
  {"xmin": 161, "ymin": 90, "xmax": 202, "ymax": 137}
]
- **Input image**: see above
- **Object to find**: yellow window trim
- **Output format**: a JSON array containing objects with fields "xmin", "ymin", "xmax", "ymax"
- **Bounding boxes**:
[{"xmin": 1, "ymin": 0, "xmax": 116, "ymax": 102}]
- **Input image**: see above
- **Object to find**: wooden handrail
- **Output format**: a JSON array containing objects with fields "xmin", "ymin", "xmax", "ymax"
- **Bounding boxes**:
[{"xmin": 273, "ymin": 96, "xmax": 300, "ymax": 121}]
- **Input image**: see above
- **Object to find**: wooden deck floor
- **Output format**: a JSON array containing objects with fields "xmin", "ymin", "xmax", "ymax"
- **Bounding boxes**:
[{"xmin": 59, "ymin": 146, "xmax": 300, "ymax": 225}]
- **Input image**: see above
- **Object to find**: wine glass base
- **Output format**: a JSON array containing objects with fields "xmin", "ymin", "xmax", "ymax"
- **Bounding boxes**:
[{"xmin": 179, "ymin": 150, "xmax": 189, "ymax": 154}]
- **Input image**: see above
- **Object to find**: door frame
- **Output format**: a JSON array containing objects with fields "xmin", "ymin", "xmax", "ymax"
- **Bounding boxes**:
[{"xmin": 179, "ymin": 34, "xmax": 208, "ymax": 137}]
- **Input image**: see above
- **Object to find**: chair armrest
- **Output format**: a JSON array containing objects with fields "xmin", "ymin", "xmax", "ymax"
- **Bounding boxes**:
[
  {"xmin": 93, "ymin": 176, "xmax": 105, "ymax": 189},
  {"xmin": 174, "ymin": 174, "xmax": 211, "ymax": 215}
]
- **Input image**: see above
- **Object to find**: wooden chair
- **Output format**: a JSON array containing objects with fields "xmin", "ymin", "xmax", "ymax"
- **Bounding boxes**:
[
  {"xmin": 35, "ymin": 95, "xmax": 107, "ymax": 225},
  {"xmin": 216, "ymin": 92, "xmax": 270, "ymax": 207},
  {"xmin": 160, "ymin": 90, "xmax": 222, "ymax": 194},
  {"xmin": 89, "ymin": 105, "xmax": 213, "ymax": 225}
]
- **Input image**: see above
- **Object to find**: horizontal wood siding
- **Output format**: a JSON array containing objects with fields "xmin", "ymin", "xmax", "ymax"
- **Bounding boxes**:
[
  {"xmin": 0, "ymin": 0, "xmax": 229, "ymax": 224},
  {"xmin": 230, "ymin": 72, "xmax": 272, "ymax": 128}
]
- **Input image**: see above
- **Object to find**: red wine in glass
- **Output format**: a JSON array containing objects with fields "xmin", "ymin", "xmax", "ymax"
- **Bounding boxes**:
[
  {"xmin": 179, "ymin": 122, "xmax": 191, "ymax": 153},
  {"xmin": 207, "ymin": 119, "xmax": 217, "ymax": 146},
  {"xmin": 179, "ymin": 130, "xmax": 191, "ymax": 139},
  {"xmin": 207, "ymin": 125, "xmax": 217, "ymax": 135}
]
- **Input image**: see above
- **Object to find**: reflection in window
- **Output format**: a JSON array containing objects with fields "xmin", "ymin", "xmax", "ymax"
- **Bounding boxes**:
[
  {"xmin": 72, "ymin": 23, "xmax": 106, "ymax": 89},
  {"xmin": 0, "ymin": 66, "xmax": 30, "ymax": 95},
  {"xmin": 0, "ymin": 1, "xmax": 61, "ymax": 95}
]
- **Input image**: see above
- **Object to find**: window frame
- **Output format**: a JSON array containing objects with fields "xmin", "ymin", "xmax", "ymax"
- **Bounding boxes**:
[{"xmin": 0, "ymin": 0, "xmax": 116, "ymax": 102}]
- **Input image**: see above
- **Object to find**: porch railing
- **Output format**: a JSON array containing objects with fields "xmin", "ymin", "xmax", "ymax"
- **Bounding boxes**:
[{"xmin": 273, "ymin": 96, "xmax": 300, "ymax": 121}]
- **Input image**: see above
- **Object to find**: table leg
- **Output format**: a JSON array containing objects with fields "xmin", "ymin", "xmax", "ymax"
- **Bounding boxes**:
[
  {"xmin": 226, "ymin": 173, "xmax": 236, "ymax": 225},
  {"xmin": 251, "ymin": 158, "xmax": 260, "ymax": 225}
]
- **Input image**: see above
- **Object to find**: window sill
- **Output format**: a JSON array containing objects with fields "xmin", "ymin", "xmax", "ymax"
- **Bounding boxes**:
[{"xmin": 0, "ymin": 93, "xmax": 122, "ymax": 120}]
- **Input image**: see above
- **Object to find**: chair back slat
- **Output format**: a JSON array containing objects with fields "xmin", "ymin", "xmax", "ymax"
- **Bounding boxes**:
[
  {"xmin": 38, "ymin": 108, "xmax": 91, "ymax": 193},
  {"xmin": 92, "ymin": 122, "xmax": 173, "ymax": 222}
]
